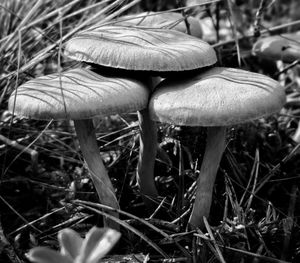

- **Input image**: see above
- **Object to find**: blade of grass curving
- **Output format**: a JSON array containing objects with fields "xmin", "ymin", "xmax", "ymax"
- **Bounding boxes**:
[
  {"xmin": 195, "ymin": 230, "xmax": 224, "ymax": 262},
  {"xmin": 253, "ymin": 0, "xmax": 269, "ymax": 37},
  {"xmin": 42, "ymin": 131, "xmax": 79, "ymax": 155},
  {"xmin": 109, "ymin": 10, "xmax": 191, "ymax": 30},
  {"xmin": 0, "ymin": 134, "xmax": 38, "ymax": 172},
  {"xmin": 203, "ymin": 217, "xmax": 226, "ymax": 263},
  {"xmin": 281, "ymin": 184, "xmax": 298, "ymax": 260},
  {"xmin": 225, "ymin": 148, "xmax": 245, "ymax": 185},
  {"xmin": 245, "ymin": 149, "xmax": 260, "ymax": 213},
  {"xmin": 2, "ymin": 28, "xmax": 23, "ymax": 177},
  {"xmin": 73, "ymin": 199, "xmax": 170, "ymax": 239},
  {"xmin": 213, "ymin": 19, "xmax": 300, "ymax": 48},
  {"xmin": 3, "ymin": 120, "xmax": 53, "ymax": 176},
  {"xmin": 2, "ymin": 0, "xmax": 116, "ymax": 76},
  {"xmin": 177, "ymin": 141, "xmax": 184, "ymax": 218},
  {"xmin": 254, "ymin": 143, "xmax": 300, "ymax": 195},
  {"xmin": 0, "ymin": 0, "xmax": 81, "ymax": 45},
  {"xmin": 0, "ymin": 194, "xmax": 41, "ymax": 233},
  {"xmin": 86, "ymin": 0, "xmax": 141, "ymax": 30},
  {"xmin": 223, "ymin": 173, "xmax": 297, "ymax": 229},
  {"xmin": 9, "ymin": 28, "xmax": 22, "ymax": 123},
  {"xmin": 239, "ymin": 148, "xmax": 259, "ymax": 206},
  {"xmin": 0, "ymin": 0, "xmax": 44, "ymax": 54},
  {"xmin": 73, "ymin": 201, "xmax": 169, "ymax": 259},
  {"xmin": 221, "ymin": 245, "xmax": 290, "ymax": 263},
  {"xmin": 58, "ymin": 10, "xmax": 67, "ymax": 117},
  {"xmin": 171, "ymin": 206, "xmax": 192, "ymax": 224},
  {"xmin": 222, "ymin": 188, "xmax": 229, "ymax": 226},
  {"xmin": 38, "ymin": 214, "xmax": 93, "ymax": 241},
  {"xmin": 224, "ymin": 173, "xmax": 243, "ymax": 221},
  {"xmin": 52, "ymin": 0, "xmax": 112, "ymax": 25},
  {"xmin": 196, "ymin": 232, "xmax": 291, "ymax": 263},
  {"xmin": 74, "ymin": 200, "xmax": 192, "ymax": 258},
  {"xmin": 103, "ymin": 0, "xmax": 220, "ymax": 27},
  {"xmin": 149, "ymin": 197, "xmax": 167, "ymax": 219},
  {"xmin": 8, "ymin": 207, "xmax": 66, "ymax": 236},
  {"xmin": 0, "ymin": 0, "xmax": 141, "ymax": 83},
  {"xmin": 225, "ymin": 0, "xmax": 241, "ymax": 67},
  {"xmin": 97, "ymin": 123, "xmax": 138, "ymax": 140},
  {"xmin": 117, "ymin": 134, "xmax": 135, "ymax": 203},
  {"xmin": 77, "ymin": 199, "xmax": 191, "ymax": 259},
  {"xmin": 101, "ymin": 131, "xmax": 136, "ymax": 148}
]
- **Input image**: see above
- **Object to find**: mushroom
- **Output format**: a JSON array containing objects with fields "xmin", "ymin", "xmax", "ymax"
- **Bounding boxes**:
[
  {"xmin": 64, "ymin": 25, "xmax": 217, "ymax": 207},
  {"xmin": 253, "ymin": 33, "xmax": 300, "ymax": 143},
  {"xmin": 252, "ymin": 34, "xmax": 300, "ymax": 63},
  {"xmin": 114, "ymin": 11, "xmax": 203, "ymax": 38},
  {"xmin": 149, "ymin": 67, "xmax": 286, "ymax": 229},
  {"xmin": 8, "ymin": 68, "xmax": 149, "ymax": 229}
]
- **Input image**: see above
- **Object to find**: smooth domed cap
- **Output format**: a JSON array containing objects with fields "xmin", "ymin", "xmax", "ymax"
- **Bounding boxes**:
[
  {"xmin": 8, "ymin": 68, "xmax": 149, "ymax": 120},
  {"xmin": 149, "ymin": 67, "xmax": 286, "ymax": 126},
  {"xmin": 64, "ymin": 25, "xmax": 216, "ymax": 73},
  {"xmin": 252, "ymin": 35, "xmax": 300, "ymax": 63},
  {"xmin": 114, "ymin": 12, "xmax": 202, "ymax": 38}
]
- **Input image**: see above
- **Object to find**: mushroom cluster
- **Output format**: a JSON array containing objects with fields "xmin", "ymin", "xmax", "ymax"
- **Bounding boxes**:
[
  {"xmin": 8, "ymin": 12, "xmax": 286, "ymax": 230},
  {"xmin": 64, "ymin": 24, "xmax": 217, "ymax": 208}
]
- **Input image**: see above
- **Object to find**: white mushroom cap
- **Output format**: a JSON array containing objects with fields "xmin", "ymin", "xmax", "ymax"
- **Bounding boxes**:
[
  {"xmin": 64, "ymin": 25, "xmax": 216, "ymax": 73},
  {"xmin": 114, "ymin": 12, "xmax": 203, "ymax": 38},
  {"xmin": 149, "ymin": 67, "xmax": 286, "ymax": 126},
  {"xmin": 8, "ymin": 68, "xmax": 149, "ymax": 120},
  {"xmin": 252, "ymin": 34, "xmax": 300, "ymax": 63}
]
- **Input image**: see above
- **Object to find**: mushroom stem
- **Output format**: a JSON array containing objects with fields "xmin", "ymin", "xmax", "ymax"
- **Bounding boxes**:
[
  {"xmin": 74, "ymin": 119, "xmax": 120, "ymax": 229},
  {"xmin": 137, "ymin": 108, "xmax": 158, "ymax": 208},
  {"xmin": 188, "ymin": 126, "xmax": 226, "ymax": 229}
]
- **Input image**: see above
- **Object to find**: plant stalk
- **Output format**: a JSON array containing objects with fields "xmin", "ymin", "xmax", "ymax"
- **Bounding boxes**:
[
  {"xmin": 74, "ymin": 119, "xmax": 119, "ymax": 230},
  {"xmin": 188, "ymin": 126, "xmax": 226, "ymax": 229},
  {"xmin": 137, "ymin": 108, "xmax": 158, "ymax": 208}
]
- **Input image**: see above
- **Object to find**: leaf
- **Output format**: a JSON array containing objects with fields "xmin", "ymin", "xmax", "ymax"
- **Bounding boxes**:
[
  {"xmin": 58, "ymin": 228, "xmax": 83, "ymax": 260},
  {"xmin": 78, "ymin": 227, "xmax": 121, "ymax": 263},
  {"xmin": 27, "ymin": 247, "xmax": 73, "ymax": 263}
]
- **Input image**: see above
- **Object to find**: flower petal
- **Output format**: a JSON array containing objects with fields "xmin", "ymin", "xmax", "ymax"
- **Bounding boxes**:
[
  {"xmin": 58, "ymin": 228, "xmax": 83, "ymax": 259},
  {"xmin": 77, "ymin": 227, "xmax": 121, "ymax": 263},
  {"xmin": 27, "ymin": 247, "xmax": 73, "ymax": 263}
]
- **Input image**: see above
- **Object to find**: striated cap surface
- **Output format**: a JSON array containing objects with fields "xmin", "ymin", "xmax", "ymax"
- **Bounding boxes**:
[
  {"xmin": 149, "ymin": 67, "xmax": 286, "ymax": 126},
  {"xmin": 114, "ymin": 12, "xmax": 203, "ymax": 38},
  {"xmin": 64, "ymin": 25, "xmax": 216, "ymax": 73},
  {"xmin": 8, "ymin": 68, "xmax": 149, "ymax": 120}
]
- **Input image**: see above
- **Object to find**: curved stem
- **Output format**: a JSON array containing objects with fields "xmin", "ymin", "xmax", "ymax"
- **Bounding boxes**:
[
  {"xmin": 136, "ymin": 76, "xmax": 161, "ymax": 209},
  {"xmin": 188, "ymin": 126, "xmax": 226, "ymax": 229},
  {"xmin": 137, "ymin": 108, "xmax": 158, "ymax": 208},
  {"xmin": 74, "ymin": 119, "xmax": 119, "ymax": 229}
]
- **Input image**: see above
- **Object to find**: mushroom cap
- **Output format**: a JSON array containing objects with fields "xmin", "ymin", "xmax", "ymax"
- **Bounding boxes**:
[
  {"xmin": 64, "ymin": 25, "xmax": 216, "ymax": 73},
  {"xmin": 149, "ymin": 67, "xmax": 286, "ymax": 126},
  {"xmin": 252, "ymin": 34, "xmax": 300, "ymax": 63},
  {"xmin": 8, "ymin": 68, "xmax": 149, "ymax": 120},
  {"xmin": 114, "ymin": 12, "xmax": 202, "ymax": 38}
]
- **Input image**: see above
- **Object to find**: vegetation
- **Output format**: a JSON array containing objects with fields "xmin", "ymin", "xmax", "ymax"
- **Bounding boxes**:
[{"xmin": 1, "ymin": 0, "xmax": 300, "ymax": 262}]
